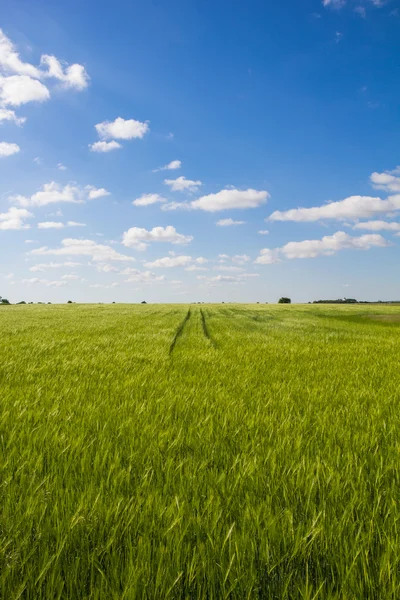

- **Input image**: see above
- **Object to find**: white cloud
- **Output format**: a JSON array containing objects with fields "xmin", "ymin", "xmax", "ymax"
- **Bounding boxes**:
[
  {"xmin": 0, "ymin": 107, "xmax": 25, "ymax": 125},
  {"xmin": 5, "ymin": 272, "xmax": 14, "ymax": 280},
  {"xmin": 191, "ymin": 188, "xmax": 269, "ymax": 212},
  {"xmin": 216, "ymin": 218, "xmax": 245, "ymax": 226},
  {"xmin": 0, "ymin": 206, "xmax": 32, "ymax": 230},
  {"xmin": 95, "ymin": 264, "xmax": 120, "ymax": 273},
  {"xmin": 370, "ymin": 168, "xmax": 400, "ymax": 193},
  {"xmin": 164, "ymin": 176, "xmax": 201, "ymax": 192},
  {"xmin": 120, "ymin": 268, "xmax": 165, "ymax": 283},
  {"xmin": 144, "ymin": 255, "xmax": 193, "ymax": 268},
  {"xmin": 89, "ymin": 140, "xmax": 122, "ymax": 153},
  {"xmin": 95, "ymin": 117, "xmax": 149, "ymax": 140},
  {"xmin": 0, "ymin": 141, "xmax": 19, "ymax": 156},
  {"xmin": 258, "ymin": 230, "xmax": 269, "ymax": 235},
  {"xmin": 281, "ymin": 232, "xmax": 389, "ymax": 259},
  {"xmin": 122, "ymin": 226, "xmax": 193, "ymax": 251},
  {"xmin": 37, "ymin": 220, "xmax": 86, "ymax": 229},
  {"xmin": 11, "ymin": 182, "xmax": 85, "ymax": 207},
  {"xmin": 31, "ymin": 239, "xmax": 135, "ymax": 262},
  {"xmin": 0, "ymin": 30, "xmax": 40, "ymax": 77},
  {"xmin": 132, "ymin": 193, "xmax": 167, "ymax": 207},
  {"xmin": 25, "ymin": 239, "xmax": 38, "ymax": 244},
  {"xmin": 269, "ymin": 195, "xmax": 400, "ymax": 222},
  {"xmin": 30, "ymin": 261, "xmax": 81, "ymax": 272},
  {"xmin": 40, "ymin": 55, "xmax": 89, "ymax": 90},
  {"xmin": 0, "ymin": 29, "xmax": 88, "ymax": 118},
  {"xmin": 254, "ymin": 249, "xmax": 280, "ymax": 265},
  {"xmin": 86, "ymin": 186, "xmax": 110, "ymax": 200},
  {"xmin": 0, "ymin": 74, "xmax": 50, "ymax": 106},
  {"xmin": 255, "ymin": 231, "xmax": 389, "ymax": 263},
  {"xmin": 38, "ymin": 221, "xmax": 64, "ymax": 229},
  {"xmin": 353, "ymin": 220, "xmax": 400, "ymax": 231},
  {"xmin": 57, "ymin": 163, "xmax": 67, "ymax": 170},
  {"xmin": 153, "ymin": 159, "xmax": 181, "ymax": 172}
]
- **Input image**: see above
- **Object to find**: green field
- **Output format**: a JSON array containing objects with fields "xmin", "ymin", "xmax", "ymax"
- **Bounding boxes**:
[{"xmin": 1, "ymin": 303, "xmax": 400, "ymax": 599}]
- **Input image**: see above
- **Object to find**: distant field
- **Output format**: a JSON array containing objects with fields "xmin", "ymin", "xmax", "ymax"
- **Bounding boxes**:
[{"xmin": 2, "ymin": 303, "xmax": 400, "ymax": 599}]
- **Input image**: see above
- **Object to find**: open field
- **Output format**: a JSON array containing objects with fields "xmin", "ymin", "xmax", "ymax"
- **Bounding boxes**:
[{"xmin": 1, "ymin": 303, "xmax": 400, "ymax": 599}]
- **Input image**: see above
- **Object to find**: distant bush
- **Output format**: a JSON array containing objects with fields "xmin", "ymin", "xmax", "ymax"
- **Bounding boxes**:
[
  {"xmin": 0, "ymin": 297, "xmax": 10, "ymax": 305},
  {"xmin": 67, "ymin": 300, "xmax": 73, "ymax": 304},
  {"xmin": 17, "ymin": 301, "xmax": 26, "ymax": 305},
  {"xmin": 278, "ymin": 297, "xmax": 291, "ymax": 304}
]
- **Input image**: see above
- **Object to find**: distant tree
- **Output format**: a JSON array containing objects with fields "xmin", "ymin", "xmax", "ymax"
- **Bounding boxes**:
[
  {"xmin": 67, "ymin": 300, "xmax": 73, "ymax": 304},
  {"xmin": 141, "ymin": 301, "xmax": 147, "ymax": 304},
  {"xmin": 0, "ymin": 296, "xmax": 10, "ymax": 305},
  {"xmin": 112, "ymin": 301, "xmax": 116, "ymax": 304},
  {"xmin": 278, "ymin": 297, "xmax": 291, "ymax": 304},
  {"xmin": 48, "ymin": 302, "xmax": 51, "ymax": 304},
  {"xmin": 17, "ymin": 301, "xmax": 26, "ymax": 305}
]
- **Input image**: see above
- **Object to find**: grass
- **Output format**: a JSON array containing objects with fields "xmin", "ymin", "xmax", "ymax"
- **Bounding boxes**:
[{"xmin": 1, "ymin": 303, "xmax": 400, "ymax": 599}]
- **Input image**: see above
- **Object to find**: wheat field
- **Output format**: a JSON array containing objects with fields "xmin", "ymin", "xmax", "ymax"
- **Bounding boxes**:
[{"xmin": 1, "ymin": 303, "xmax": 400, "ymax": 599}]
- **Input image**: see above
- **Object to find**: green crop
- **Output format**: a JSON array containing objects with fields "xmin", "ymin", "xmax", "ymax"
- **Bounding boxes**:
[{"xmin": 1, "ymin": 303, "xmax": 400, "ymax": 599}]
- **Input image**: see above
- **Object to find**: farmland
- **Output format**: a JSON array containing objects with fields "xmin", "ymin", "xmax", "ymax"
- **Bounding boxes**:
[{"xmin": 1, "ymin": 303, "xmax": 400, "ymax": 599}]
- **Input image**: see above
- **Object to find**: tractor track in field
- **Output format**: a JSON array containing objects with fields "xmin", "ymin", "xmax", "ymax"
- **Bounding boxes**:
[
  {"xmin": 169, "ymin": 308, "xmax": 191, "ymax": 354},
  {"xmin": 200, "ymin": 309, "xmax": 217, "ymax": 347}
]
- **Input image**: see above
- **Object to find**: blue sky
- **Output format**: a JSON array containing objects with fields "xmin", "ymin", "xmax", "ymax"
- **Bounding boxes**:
[{"xmin": 1, "ymin": 0, "xmax": 399, "ymax": 303}]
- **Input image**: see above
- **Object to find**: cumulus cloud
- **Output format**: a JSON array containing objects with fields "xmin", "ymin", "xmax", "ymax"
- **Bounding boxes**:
[
  {"xmin": 216, "ymin": 218, "xmax": 245, "ymax": 226},
  {"xmin": 37, "ymin": 220, "xmax": 86, "ymax": 229},
  {"xmin": 86, "ymin": 186, "xmax": 110, "ymax": 200},
  {"xmin": 353, "ymin": 220, "xmax": 400, "ymax": 231},
  {"xmin": 370, "ymin": 168, "xmax": 400, "ymax": 193},
  {"xmin": 269, "ymin": 195, "xmax": 400, "ymax": 222},
  {"xmin": 0, "ymin": 206, "xmax": 32, "ymax": 230},
  {"xmin": 122, "ymin": 226, "xmax": 193, "ymax": 251},
  {"xmin": 10, "ymin": 182, "xmax": 108, "ymax": 207},
  {"xmin": 144, "ymin": 255, "xmax": 193, "ymax": 268},
  {"xmin": 11, "ymin": 182, "xmax": 85, "ymax": 207},
  {"xmin": 89, "ymin": 140, "xmax": 122, "ymax": 153},
  {"xmin": 0, "ymin": 75, "xmax": 50, "ymax": 106},
  {"xmin": 191, "ymin": 188, "xmax": 269, "ymax": 212},
  {"xmin": 0, "ymin": 141, "xmax": 19, "ymax": 156},
  {"xmin": 57, "ymin": 163, "xmax": 67, "ymax": 170},
  {"xmin": 144, "ymin": 255, "xmax": 207, "ymax": 269},
  {"xmin": 38, "ymin": 221, "xmax": 64, "ymax": 229},
  {"xmin": 0, "ymin": 30, "xmax": 88, "ymax": 112},
  {"xmin": 258, "ymin": 230, "xmax": 269, "ymax": 235},
  {"xmin": 132, "ymin": 193, "xmax": 167, "ymax": 207},
  {"xmin": 255, "ymin": 231, "xmax": 389, "ymax": 264},
  {"xmin": 153, "ymin": 159, "xmax": 181, "ymax": 172},
  {"xmin": 31, "ymin": 238, "xmax": 135, "ymax": 262},
  {"xmin": 218, "ymin": 254, "xmax": 251, "ymax": 265},
  {"xmin": 254, "ymin": 249, "xmax": 279, "ymax": 265},
  {"xmin": 95, "ymin": 117, "xmax": 149, "ymax": 140},
  {"xmin": 0, "ymin": 107, "xmax": 25, "ymax": 125},
  {"xmin": 40, "ymin": 55, "xmax": 89, "ymax": 90},
  {"xmin": 164, "ymin": 176, "xmax": 201, "ymax": 192}
]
